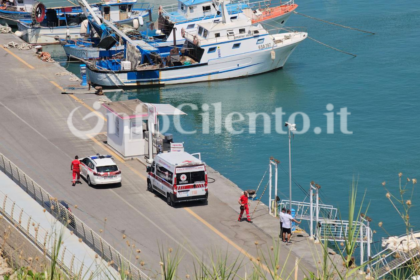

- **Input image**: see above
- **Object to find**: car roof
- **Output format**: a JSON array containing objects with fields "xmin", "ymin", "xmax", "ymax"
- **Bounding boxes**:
[
  {"xmin": 156, "ymin": 152, "xmax": 203, "ymax": 166},
  {"xmin": 91, "ymin": 158, "xmax": 117, "ymax": 167}
]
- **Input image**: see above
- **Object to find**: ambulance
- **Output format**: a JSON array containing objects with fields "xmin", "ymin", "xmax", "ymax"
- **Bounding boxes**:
[{"xmin": 146, "ymin": 151, "xmax": 208, "ymax": 206}]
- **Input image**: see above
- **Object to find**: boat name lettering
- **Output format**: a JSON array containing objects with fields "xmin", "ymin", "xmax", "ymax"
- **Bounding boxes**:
[{"xmin": 258, "ymin": 43, "xmax": 271, "ymax": 50}]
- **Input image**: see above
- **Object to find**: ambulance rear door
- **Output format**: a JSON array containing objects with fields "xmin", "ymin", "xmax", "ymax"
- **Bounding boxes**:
[{"xmin": 175, "ymin": 165, "xmax": 207, "ymax": 198}]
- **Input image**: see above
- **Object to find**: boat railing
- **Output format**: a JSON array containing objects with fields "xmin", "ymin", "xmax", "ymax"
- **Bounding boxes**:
[
  {"xmin": 160, "ymin": 3, "xmax": 178, "ymax": 15},
  {"xmin": 132, "ymin": 2, "xmax": 154, "ymax": 12},
  {"xmin": 182, "ymin": 28, "xmax": 265, "ymax": 46},
  {"xmin": 160, "ymin": 0, "xmax": 295, "ymax": 16},
  {"xmin": 242, "ymin": 0, "xmax": 295, "ymax": 10},
  {"xmin": 265, "ymin": 26, "xmax": 307, "ymax": 35},
  {"xmin": 182, "ymin": 26, "xmax": 304, "ymax": 47}
]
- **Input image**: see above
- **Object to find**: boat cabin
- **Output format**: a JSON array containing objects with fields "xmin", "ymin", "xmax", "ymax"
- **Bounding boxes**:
[
  {"xmin": 176, "ymin": 0, "xmax": 221, "ymax": 20},
  {"xmin": 181, "ymin": 13, "xmax": 267, "ymax": 61},
  {"xmin": 153, "ymin": 0, "xmax": 246, "ymax": 41},
  {"xmin": 100, "ymin": 0, "xmax": 137, "ymax": 22}
]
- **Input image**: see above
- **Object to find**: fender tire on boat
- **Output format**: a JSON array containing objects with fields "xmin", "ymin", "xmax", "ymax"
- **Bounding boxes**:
[
  {"xmin": 31, "ymin": 3, "xmax": 46, "ymax": 24},
  {"xmin": 181, "ymin": 28, "xmax": 186, "ymax": 38}
]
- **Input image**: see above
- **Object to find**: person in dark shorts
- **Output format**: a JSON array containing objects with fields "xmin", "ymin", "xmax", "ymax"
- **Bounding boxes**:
[
  {"xmin": 282, "ymin": 209, "xmax": 301, "ymax": 243},
  {"xmin": 279, "ymin": 208, "xmax": 286, "ymax": 238}
]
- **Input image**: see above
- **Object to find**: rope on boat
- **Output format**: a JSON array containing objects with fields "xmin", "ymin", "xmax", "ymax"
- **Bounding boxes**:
[
  {"xmin": 307, "ymin": 35, "xmax": 357, "ymax": 57},
  {"xmin": 293, "ymin": 11, "xmax": 375, "ymax": 35}
]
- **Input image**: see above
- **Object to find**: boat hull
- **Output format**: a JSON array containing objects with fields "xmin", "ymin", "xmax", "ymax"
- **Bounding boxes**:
[
  {"xmin": 87, "ymin": 39, "xmax": 303, "ymax": 87},
  {"xmin": 0, "ymin": 10, "xmax": 31, "ymax": 26},
  {"xmin": 17, "ymin": 22, "xmax": 82, "ymax": 44},
  {"xmin": 63, "ymin": 44, "xmax": 124, "ymax": 60}
]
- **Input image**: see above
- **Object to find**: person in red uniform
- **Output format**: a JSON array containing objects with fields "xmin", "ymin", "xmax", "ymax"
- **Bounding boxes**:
[
  {"xmin": 71, "ymin": 155, "xmax": 81, "ymax": 186},
  {"xmin": 238, "ymin": 191, "xmax": 252, "ymax": 223}
]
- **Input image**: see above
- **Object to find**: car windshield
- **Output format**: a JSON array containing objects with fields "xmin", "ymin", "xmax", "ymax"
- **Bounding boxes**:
[{"xmin": 97, "ymin": 165, "xmax": 118, "ymax": 172}]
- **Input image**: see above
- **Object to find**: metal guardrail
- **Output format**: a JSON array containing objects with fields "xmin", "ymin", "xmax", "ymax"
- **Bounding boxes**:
[
  {"xmin": 0, "ymin": 153, "xmax": 149, "ymax": 280},
  {"xmin": 370, "ymin": 231, "xmax": 420, "ymax": 279},
  {"xmin": 279, "ymin": 200, "xmax": 337, "ymax": 221},
  {"xmin": 0, "ymin": 190, "xmax": 90, "ymax": 278},
  {"xmin": 317, "ymin": 219, "xmax": 373, "ymax": 243}
]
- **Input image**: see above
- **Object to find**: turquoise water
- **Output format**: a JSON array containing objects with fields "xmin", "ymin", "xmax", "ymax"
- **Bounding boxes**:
[{"xmin": 53, "ymin": 0, "xmax": 420, "ymax": 249}]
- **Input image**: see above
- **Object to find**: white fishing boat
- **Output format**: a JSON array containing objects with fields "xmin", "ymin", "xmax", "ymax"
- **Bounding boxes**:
[
  {"xmin": 16, "ymin": 0, "xmax": 151, "ymax": 44},
  {"xmin": 142, "ymin": 0, "xmax": 297, "ymax": 48},
  {"xmin": 85, "ymin": 1, "xmax": 307, "ymax": 87}
]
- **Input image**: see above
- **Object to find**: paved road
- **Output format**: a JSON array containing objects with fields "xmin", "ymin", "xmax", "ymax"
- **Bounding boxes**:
[{"xmin": 0, "ymin": 34, "xmax": 327, "ymax": 279}]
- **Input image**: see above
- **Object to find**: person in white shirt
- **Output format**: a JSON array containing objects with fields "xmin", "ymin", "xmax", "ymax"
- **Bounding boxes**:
[
  {"xmin": 282, "ymin": 209, "xmax": 301, "ymax": 243},
  {"xmin": 279, "ymin": 208, "xmax": 286, "ymax": 238}
]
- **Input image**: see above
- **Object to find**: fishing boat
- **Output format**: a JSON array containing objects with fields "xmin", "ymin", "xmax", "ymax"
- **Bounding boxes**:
[
  {"xmin": 61, "ymin": 0, "xmax": 297, "ymax": 60},
  {"xmin": 0, "ymin": 0, "xmax": 100, "ymax": 26},
  {"xmin": 0, "ymin": 0, "xmax": 36, "ymax": 25},
  {"xmin": 84, "ymin": 0, "xmax": 307, "ymax": 87},
  {"xmin": 142, "ymin": 0, "xmax": 297, "ymax": 49},
  {"xmin": 61, "ymin": 37, "xmax": 125, "ymax": 60},
  {"xmin": 15, "ymin": 0, "xmax": 151, "ymax": 44}
]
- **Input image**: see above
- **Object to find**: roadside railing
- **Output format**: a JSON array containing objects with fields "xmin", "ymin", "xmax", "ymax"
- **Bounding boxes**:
[
  {"xmin": 0, "ymin": 190, "xmax": 92, "ymax": 278},
  {"xmin": 0, "ymin": 153, "xmax": 149, "ymax": 280}
]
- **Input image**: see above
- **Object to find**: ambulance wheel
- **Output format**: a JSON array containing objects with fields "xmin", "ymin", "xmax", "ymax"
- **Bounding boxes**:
[
  {"xmin": 87, "ymin": 176, "xmax": 92, "ymax": 186},
  {"xmin": 147, "ymin": 180, "xmax": 153, "ymax": 192},
  {"xmin": 166, "ymin": 193, "xmax": 173, "ymax": 207},
  {"xmin": 203, "ymin": 199, "xmax": 208, "ymax": 205}
]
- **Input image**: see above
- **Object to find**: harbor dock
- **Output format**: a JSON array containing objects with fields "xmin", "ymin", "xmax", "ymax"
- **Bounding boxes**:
[{"xmin": 0, "ymin": 33, "xmax": 343, "ymax": 278}]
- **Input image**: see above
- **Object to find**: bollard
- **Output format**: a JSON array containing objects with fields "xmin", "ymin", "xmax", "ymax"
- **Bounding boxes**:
[{"xmin": 80, "ymin": 64, "xmax": 87, "ymax": 86}]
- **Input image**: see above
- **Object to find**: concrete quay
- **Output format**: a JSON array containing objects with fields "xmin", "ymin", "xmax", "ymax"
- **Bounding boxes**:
[{"xmin": 0, "ymin": 33, "xmax": 345, "ymax": 279}]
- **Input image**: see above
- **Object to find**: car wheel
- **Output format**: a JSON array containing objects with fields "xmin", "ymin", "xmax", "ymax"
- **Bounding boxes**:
[
  {"xmin": 166, "ymin": 194, "xmax": 173, "ymax": 207},
  {"xmin": 203, "ymin": 199, "xmax": 208, "ymax": 205},
  {"xmin": 87, "ymin": 176, "xmax": 92, "ymax": 186},
  {"xmin": 147, "ymin": 181, "xmax": 153, "ymax": 192}
]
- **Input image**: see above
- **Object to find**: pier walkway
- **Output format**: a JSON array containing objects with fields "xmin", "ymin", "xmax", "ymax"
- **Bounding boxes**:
[{"xmin": 0, "ymin": 33, "xmax": 342, "ymax": 278}]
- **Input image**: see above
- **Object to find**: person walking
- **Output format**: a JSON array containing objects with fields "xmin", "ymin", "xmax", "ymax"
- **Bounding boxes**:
[
  {"xmin": 71, "ymin": 156, "xmax": 81, "ymax": 186},
  {"xmin": 238, "ymin": 191, "xmax": 252, "ymax": 223},
  {"xmin": 282, "ymin": 209, "xmax": 301, "ymax": 243},
  {"xmin": 279, "ymin": 208, "xmax": 286, "ymax": 238}
]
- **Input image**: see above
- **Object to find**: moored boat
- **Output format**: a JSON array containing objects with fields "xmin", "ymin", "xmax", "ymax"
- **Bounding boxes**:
[
  {"xmin": 141, "ymin": 0, "xmax": 297, "ymax": 49},
  {"xmin": 16, "ymin": 0, "xmax": 151, "ymax": 44},
  {"xmin": 85, "ymin": 2, "xmax": 307, "ymax": 87}
]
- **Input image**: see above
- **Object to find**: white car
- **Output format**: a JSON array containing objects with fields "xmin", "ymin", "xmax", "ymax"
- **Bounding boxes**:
[{"xmin": 80, "ymin": 155, "xmax": 122, "ymax": 186}]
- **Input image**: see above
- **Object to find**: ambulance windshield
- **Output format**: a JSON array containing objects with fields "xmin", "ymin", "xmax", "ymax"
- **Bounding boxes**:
[{"xmin": 177, "ymin": 171, "xmax": 205, "ymax": 185}]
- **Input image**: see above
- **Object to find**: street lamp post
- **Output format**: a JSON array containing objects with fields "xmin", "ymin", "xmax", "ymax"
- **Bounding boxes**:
[{"xmin": 285, "ymin": 122, "xmax": 296, "ymax": 211}]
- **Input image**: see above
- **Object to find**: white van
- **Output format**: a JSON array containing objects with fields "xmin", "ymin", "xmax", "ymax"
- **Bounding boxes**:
[{"xmin": 147, "ymin": 151, "xmax": 208, "ymax": 206}]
